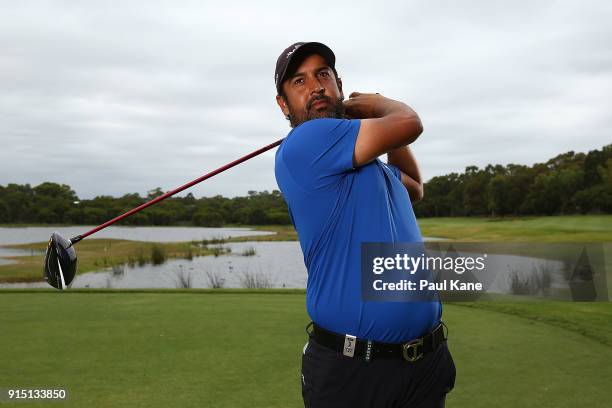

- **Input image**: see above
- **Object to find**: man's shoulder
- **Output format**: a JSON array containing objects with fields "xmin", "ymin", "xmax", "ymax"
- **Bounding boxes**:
[
  {"xmin": 276, "ymin": 118, "xmax": 361, "ymax": 185},
  {"xmin": 291, "ymin": 118, "xmax": 356, "ymax": 135},
  {"xmin": 283, "ymin": 118, "xmax": 359, "ymax": 148}
]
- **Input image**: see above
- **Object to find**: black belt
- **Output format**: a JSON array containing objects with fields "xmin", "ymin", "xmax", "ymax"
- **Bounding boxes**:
[{"xmin": 308, "ymin": 321, "xmax": 448, "ymax": 362}]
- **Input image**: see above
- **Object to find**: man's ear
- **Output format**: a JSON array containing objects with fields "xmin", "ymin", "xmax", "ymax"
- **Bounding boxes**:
[
  {"xmin": 337, "ymin": 77, "xmax": 344, "ymax": 100},
  {"xmin": 276, "ymin": 94, "xmax": 290, "ymax": 118}
]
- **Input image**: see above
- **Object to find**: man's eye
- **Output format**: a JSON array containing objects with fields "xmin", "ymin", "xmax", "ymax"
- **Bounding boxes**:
[
  {"xmin": 293, "ymin": 78, "xmax": 304, "ymax": 85},
  {"xmin": 319, "ymin": 71, "xmax": 330, "ymax": 78}
]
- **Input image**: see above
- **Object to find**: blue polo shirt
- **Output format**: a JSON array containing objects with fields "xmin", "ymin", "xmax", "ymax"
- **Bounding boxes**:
[{"xmin": 274, "ymin": 118, "xmax": 441, "ymax": 343}]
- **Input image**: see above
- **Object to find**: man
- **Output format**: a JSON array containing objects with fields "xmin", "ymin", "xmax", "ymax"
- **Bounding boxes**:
[{"xmin": 274, "ymin": 42, "xmax": 455, "ymax": 408}]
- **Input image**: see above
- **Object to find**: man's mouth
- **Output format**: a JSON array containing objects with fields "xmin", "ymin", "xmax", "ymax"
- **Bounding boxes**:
[{"xmin": 310, "ymin": 99, "xmax": 329, "ymax": 110}]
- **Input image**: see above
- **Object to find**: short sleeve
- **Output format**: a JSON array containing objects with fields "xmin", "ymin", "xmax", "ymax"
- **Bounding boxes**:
[{"xmin": 280, "ymin": 118, "xmax": 360, "ymax": 191}]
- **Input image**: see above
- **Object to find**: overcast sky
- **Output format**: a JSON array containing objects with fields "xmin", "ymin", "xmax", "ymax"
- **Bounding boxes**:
[{"xmin": 1, "ymin": 1, "xmax": 610, "ymax": 199}]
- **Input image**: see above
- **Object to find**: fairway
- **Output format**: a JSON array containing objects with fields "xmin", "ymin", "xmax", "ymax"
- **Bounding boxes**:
[
  {"xmin": 1, "ymin": 291, "xmax": 611, "ymax": 407},
  {"xmin": 418, "ymin": 215, "xmax": 612, "ymax": 242}
]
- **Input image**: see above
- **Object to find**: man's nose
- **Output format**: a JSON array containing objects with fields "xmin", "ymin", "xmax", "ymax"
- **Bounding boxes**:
[{"xmin": 309, "ymin": 77, "xmax": 325, "ymax": 95}]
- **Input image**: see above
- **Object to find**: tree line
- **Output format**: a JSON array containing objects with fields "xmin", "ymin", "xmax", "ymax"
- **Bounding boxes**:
[
  {"xmin": 0, "ymin": 186, "xmax": 291, "ymax": 226},
  {"xmin": 414, "ymin": 144, "xmax": 611, "ymax": 217},
  {"xmin": 0, "ymin": 144, "xmax": 610, "ymax": 226}
]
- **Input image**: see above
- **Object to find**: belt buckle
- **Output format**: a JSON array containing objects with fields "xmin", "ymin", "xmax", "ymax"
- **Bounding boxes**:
[
  {"xmin": 402, "ymin": 338, "xmax": 424, "ymax": 362},
  {"xmin": 343, "ymin": 334, "xmax": 357, "ymax": 358}
]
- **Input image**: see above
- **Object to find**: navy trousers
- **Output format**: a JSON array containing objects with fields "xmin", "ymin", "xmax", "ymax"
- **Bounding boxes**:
[{"xmin": 301, "ymin": 332, "xmax": 456, "ymax": 408}]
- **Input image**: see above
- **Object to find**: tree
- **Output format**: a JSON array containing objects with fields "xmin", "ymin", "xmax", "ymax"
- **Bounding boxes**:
[
  {"xmin": 266, "ymin": 210, "xmax": 291, "ymax": 225},
  {"xmin": 2, "ymin": 143, "xmax": 610, "ymax": 224},
  {"xmin": 147, "ymin": 187, "xmax": 164, "ymax": 200},
  {"xmin": 83, "ymin": 207, "xmax": 106, "ymax": 224},
  {"xmin": 193, "ymin": 209, "xmax": 224, "ymax": 227},
  {"xmin": 0, "ymin": 199, "xmax": 9, "ymax": 223},
  {"xmin": 462, "ymin": 167, "xmax": 491, "ymax": 216}
]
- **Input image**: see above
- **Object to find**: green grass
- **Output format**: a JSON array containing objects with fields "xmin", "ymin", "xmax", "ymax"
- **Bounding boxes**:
[
  {"xmin": 228, "ymin": 225, "xmax": 298, "ymax": 242},
  {"xmin": 2, "ymin": 217, "xmax": 611, "ymax": 406},
  {"xmin": 248, "ymin": 215, "xmax": 612, "ymax": 243},
  {"xmin": 0, "ymin": 291, "xmax": 610, "ymax": 407},
  {"xmin": 418, "ymin": 215, "xmax": 612, "ymax": 242},
  {"xmin": 445, "ymin": 302, "xmax": 612, "ymax": 407}
]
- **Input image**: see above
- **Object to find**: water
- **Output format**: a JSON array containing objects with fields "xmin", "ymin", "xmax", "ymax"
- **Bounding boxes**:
[
  {"xmin": 0, "ymin": 239, "xmax": 567, "ymax": 295},
  {"xmin": 1, "ymin": 241, "xmax": 307, "ymax": 289},
  {"xmin": 81, "ymin": 241, "xmax": 307, "ymax": 289},
  {"xmin": 449, "ymin": 251, "xmax": 567, "ymax": 294},
  {"xmin": 0, "ymin": 226, "xmax": 274, "ymax": 280},
  {"xmin": 0, "ymin": 226, "xmax": 274, "ymax": 246},
  {"xmin": 0, "ymin": 247, "xmax": 39, "ymax": 265},
  {"xmin": 0, "ymin": 227, "xmax": 577, "ymax": 298}
]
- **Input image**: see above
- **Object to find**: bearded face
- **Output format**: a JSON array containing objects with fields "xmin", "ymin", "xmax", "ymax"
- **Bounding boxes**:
[
  {"xmin": 277, "ymin": 54, "xmax": 345, "ymax": 128},
  {"xmin": 285, "ymin": 94, "xmax": 346, "ymax": 128}
]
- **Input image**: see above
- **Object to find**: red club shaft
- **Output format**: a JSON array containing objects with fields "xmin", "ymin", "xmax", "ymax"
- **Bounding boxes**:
[{"xmin": 70, "ymin": 138, "xmax": 284, "ymax": 245}]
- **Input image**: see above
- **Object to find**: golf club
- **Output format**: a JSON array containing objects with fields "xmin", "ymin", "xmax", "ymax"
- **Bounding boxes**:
[{"xmin": 44, "ymin": 138, "xmax": 283, "ymax": 290}]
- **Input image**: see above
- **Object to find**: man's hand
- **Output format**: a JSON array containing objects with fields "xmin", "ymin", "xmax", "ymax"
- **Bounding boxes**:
[
  {"xmin": 343, "ymin": 92, "xmax": 386, "ymax": 119},
  {"xmin": 347, "ymin": 91, "xmax": 423, "ymax": 168},
  {"xmin": 344, "ymin": 91, "xmax": 424, "ymax": 202}
]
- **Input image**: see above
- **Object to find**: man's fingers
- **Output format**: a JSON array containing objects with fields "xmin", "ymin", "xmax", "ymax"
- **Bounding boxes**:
[{"xmin": 349, "ymin": 91, "xmax": 383, "ymax": 99}]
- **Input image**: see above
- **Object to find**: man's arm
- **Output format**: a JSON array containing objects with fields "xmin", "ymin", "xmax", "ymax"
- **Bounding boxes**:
[
  {"xmin": 387, "ymin": 147, "xmax": 424, "ymax": 202},
  {"xmin": 343, "ymin": 92, "xmax": 423, "ymax": 168}
]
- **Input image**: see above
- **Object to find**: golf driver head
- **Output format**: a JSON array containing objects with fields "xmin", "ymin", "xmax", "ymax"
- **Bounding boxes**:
[{"xmin": 44, "ymin": 232, "xmax": 77, "ymax": 290}]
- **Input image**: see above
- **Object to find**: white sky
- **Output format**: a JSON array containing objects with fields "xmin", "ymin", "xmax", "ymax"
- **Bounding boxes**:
[{"xmin": 1, "ymin": 0, "xmax": 610, "ymax": 199}]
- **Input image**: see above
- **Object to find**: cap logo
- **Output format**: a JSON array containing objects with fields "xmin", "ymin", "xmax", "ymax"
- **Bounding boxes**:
[{"xmin": 286, "ymin": 44, "xmax": 300, "ymax": 59}]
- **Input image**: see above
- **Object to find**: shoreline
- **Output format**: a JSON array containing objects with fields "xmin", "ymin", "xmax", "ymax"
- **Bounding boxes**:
[{"xmin": 0, "ymin": 225, "xmax": 297, "ymax": 283}]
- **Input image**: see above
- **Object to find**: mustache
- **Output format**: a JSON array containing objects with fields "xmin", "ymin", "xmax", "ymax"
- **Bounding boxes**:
[{"xmin": 307, "ymin": 95, "xmax": 332, "ymax": 110}]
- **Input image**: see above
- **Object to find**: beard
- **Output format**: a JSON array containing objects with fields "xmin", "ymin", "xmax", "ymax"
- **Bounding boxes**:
[{"xmin": 286, "ymin": 95, "xmax": 346, "ymax": 128}]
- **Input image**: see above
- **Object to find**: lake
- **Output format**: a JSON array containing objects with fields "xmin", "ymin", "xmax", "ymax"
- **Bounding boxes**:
[
  {"xmin": 1, "ymin": 241, "xmax": 307, "ymax": 289},
  {"xmin": 0, "ymin": 226, "xmax": 274, "ymax": 245},
  {"xmin": 0, "ymin": 226, "xmax": 580, "ymax": 300}
]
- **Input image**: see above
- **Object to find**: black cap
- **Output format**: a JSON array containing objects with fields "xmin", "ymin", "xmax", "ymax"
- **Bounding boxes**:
[{"xmin": 275, "ymin": 42, "xmax": 336, "ymax": 95}]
